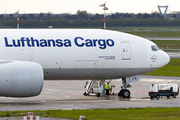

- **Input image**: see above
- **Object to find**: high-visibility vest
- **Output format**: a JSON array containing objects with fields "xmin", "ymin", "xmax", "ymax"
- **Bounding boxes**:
[{"xmin": 105, "ymin": 84, "xmax": 111, "ymax": 90}]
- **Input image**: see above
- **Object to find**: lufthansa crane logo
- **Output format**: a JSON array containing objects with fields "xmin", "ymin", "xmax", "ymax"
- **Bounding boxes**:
[{"xmin": 151, "ymin": 55, "xmax": 157, "ymax": 62}]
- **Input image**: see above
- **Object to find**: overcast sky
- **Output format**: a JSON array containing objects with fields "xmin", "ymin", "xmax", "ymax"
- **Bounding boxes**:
[{"xmin": 0, "ymin": 0, "xmax": 179, "ymax": 14}]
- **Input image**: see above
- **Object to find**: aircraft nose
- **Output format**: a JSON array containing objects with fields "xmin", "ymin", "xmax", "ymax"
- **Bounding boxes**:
[{"xmin": 164, "ymin": 52, "xmax": 170, "ymax": 65}]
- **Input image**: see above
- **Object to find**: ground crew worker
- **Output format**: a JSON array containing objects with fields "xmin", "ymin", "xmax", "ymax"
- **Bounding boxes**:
[
  {"xmin": 84, "ymin": 82, "xmax": 88, "ymax": 88},
  {"xmin": 105, "ymin": 82, "xmax": 111, "ymax": 97}
]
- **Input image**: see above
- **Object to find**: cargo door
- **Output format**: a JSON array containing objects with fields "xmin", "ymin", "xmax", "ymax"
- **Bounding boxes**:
[{"xmin": 121, "ymin": 42, "xmax": 131, "ymax": 60}]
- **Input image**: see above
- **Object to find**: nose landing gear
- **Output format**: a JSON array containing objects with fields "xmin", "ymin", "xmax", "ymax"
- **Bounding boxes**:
[
  {"xmin": 118, "ymin": 89, "xmax": 131, "ymax": 98},
  {"xmin": 118, "ymin": 78, "xmax": 132, "ymax": 98}
]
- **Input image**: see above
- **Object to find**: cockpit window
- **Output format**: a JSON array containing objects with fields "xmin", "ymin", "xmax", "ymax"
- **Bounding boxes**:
[{"xmin": 151, "ymin": 45, "xmax": 160, "ymax": 51}]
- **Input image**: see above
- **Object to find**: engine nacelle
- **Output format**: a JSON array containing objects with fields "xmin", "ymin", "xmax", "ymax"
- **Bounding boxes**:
[{"xmin": 0, "ymin": 61, "xmax": 44, "ymax": 97}]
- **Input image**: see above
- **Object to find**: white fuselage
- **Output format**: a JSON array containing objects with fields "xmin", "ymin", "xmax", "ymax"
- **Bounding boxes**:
[{"xmin": 0, "ymin": 29, "xmax": 170, "ymax": 80}]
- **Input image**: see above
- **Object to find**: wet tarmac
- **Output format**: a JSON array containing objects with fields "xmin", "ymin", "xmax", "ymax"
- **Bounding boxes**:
[{"xmin": 0, "ymin": 76, "xmax": 180, "ymax": 111}]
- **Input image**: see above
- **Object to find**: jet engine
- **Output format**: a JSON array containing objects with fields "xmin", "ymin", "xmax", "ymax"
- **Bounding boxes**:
[{"xmin": 0, "ymin": 61, "xmax": 44, "ymax": 97}]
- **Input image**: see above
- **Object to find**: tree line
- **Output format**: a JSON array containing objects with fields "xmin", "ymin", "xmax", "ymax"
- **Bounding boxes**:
[{"xmin": 0, "ymin": 10, "xmax": 179, "ymax": 28}]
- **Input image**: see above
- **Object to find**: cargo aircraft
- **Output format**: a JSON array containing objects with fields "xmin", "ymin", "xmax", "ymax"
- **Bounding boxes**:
[{"xmin": 0, "ymin": 29, "xmax": 170, "ymax": 98}]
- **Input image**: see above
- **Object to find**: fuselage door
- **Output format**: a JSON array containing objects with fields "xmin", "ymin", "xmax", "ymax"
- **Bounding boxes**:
[{"xmin": 121, "ymin": 42, "xmax": 131, "ymax": 60}]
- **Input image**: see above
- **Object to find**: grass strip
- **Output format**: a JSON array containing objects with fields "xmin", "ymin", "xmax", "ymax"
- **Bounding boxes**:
[
  {"xmin": 151, "ymin": 40, "xmax": 180, "ymax": 44},
  {"xmin": 1, "ymin": 108, "xmax": 180, "ymax": 120},
  {"xmin": 107, "ymin": 27, "xmax": 180, "ymax": 37},
  {"xmin": 151, "ymin": 40, "xmax": 180, "ymax": 49},
  {"xmin": 163, "ymin": 50, "xmax": 180, "ymax": 52},
  {"xmin": 144, "ymin": 58, "xmax": 180, "ymax": 77},
  {"xmin": 108, "ymin": 26, "xmax": 180, "ymax": 32},
  {"xmin": 126, "ymin": 31, "xmax": 180, "ymax": 37}
]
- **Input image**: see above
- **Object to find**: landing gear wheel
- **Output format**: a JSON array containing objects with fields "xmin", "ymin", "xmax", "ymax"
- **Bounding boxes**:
[
  {"xmin": 118, "ymin": 89, "xmax": 130, "ymax": 98},
  {"xmin": 123, "ymin": 89, "xmax": 130, "ymax": 98},
  {"xmin": 118, "ymin": 90, "xmax": 123, "ymax": 96}
]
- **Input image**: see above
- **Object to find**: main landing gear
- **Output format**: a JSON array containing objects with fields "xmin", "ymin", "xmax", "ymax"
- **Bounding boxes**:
[{"xmin": 118, "ymin": 78, "xmax": 132, "ymax": 98}]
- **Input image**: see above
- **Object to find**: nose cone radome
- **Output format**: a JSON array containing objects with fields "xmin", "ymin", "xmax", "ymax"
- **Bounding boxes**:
[{"xmin": 164, "ymin": 52, "xmax": 170, "ymax": 66}]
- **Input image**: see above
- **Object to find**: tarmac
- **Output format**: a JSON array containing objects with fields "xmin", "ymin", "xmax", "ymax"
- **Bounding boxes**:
[
  {"xmin": 0, "ymin": 75, "xmax": 180, "ymax": 111},
  {"xmin": 167, "ymin": 52, "xmax": 180, "ymax": 58}
]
